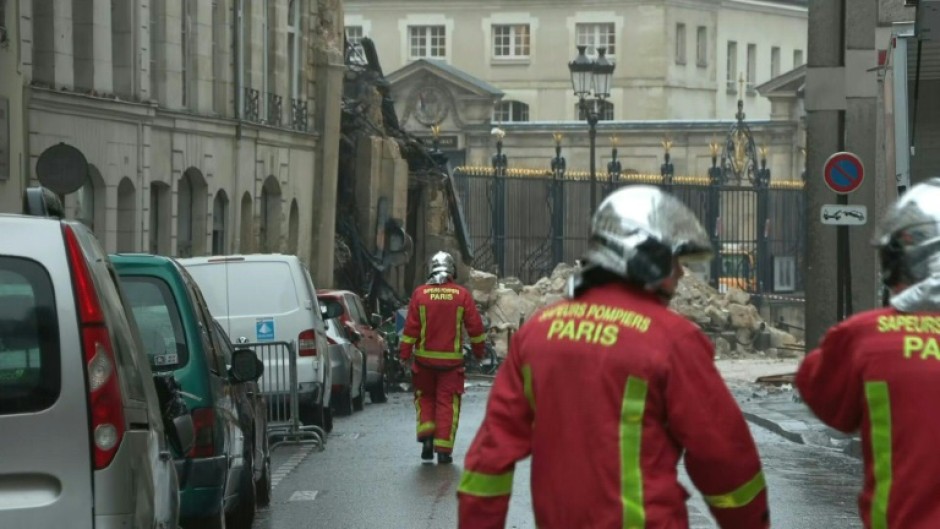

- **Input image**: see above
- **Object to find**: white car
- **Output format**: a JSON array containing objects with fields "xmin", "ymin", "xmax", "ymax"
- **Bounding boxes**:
[{"xmin": 178, "ymin": 254, "xmax": 335, "ymax": 433}]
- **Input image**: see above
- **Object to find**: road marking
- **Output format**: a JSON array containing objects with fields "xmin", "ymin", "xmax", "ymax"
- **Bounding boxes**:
[
  {"xmin": 288, "ymin": 490, "xmax": 319, "ymax": 502},
  {"xmin": 270, "ymin": 445, "xmax": 316, "ymax": 489}
]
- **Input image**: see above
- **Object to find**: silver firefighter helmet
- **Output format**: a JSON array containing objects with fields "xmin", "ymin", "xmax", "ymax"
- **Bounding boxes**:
[
  {"xmin": 427, "ymin": 251, "xmax": 456, "ymax": 285},
  {"xmin": 578, "ymin": 185, "xmax": 712, "ymax": 293},
  {"xmin": 874, "ymin": 178, "xmax": 940, "ymax": 312}
]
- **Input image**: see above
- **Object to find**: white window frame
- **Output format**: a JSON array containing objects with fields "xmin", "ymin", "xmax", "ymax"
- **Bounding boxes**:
[
  {"xmin": 345, "ymin": 25, "xmax": 364, "ymax": 52},
  {"xmin": 726, "ymin": 41, "xmax": 738, "ymax": 93},
  {"xmin": 288, "ymin": 0, "xmax": 302, "ymax": 101},
  {"xmin": 575, "ymin": 22, "xmax": 616, "ymax": 58},
  {"xmin": 493, "ymin": 100, "xmax": 530, "ymax": 123},
  {"xmin": 696, "ymin": 26, "xmax": 708, "ymax": 67},
  {"xmin": 675, "ymin": 23, "xmax": 687, "ymax": 65},
  {"xmin": 771, "ymin": 46, "xmax": 781, "ymax": 78},
  {"xmin": 492, "ymin": 24, "xmax": 530, "ymax": 58},
  {"xmin": 577, "ymin": 100, "xmax": 614, "ymax": 121},
  {"xmin": 746, "ymin": 43, "xmax": 757, "ymax": 93},
  {"xmin": 408, "ymin": 25, "xmax": 447, "ymax": 59},
  {"xmin": 793, "ymin": 49, "xmax": 804, "ymax": 68}
]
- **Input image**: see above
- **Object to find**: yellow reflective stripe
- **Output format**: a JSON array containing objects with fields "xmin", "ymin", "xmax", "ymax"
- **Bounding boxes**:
[
  {"xmin": 436, "ymin": 394, "xmax": 461, "ymax": 448},
  {"xmin": 419, "ymin": 305, "xmax": 428, "ymax": 351},
  {"xmin": 434, "ymin": 438, "xmax": 454, "ymax": 448},
  {"xmin": 469, "ymin": 334, "xmax": 487, "ymax": 344},
  {"xmin": 458, "ymin": 470, "xmax": 515, "ymax": 498},
  {"xmin": 703, "ymin": 471, "xmax": 766, "ymax": 509},
  {"xmin": 621, "ymin": 376, "xmax": 648, "ymax": 529},
  {"xmin": 415, "ymin": 350, "xmax": 463, "ymax": 360},
  {"xmin": 401, "ymin": 335, "xmax": 417, "ymax": 344},
  {"xmin": 866, "ymin": 381, "xmax": 892, "ymax": 529},
  {"xmin": 418, "ymin": 421, "xmax": 436, "ymax": 434},
  {"xmin": 455, "ymin": 306, "xmax": 465, "ymax": 353},
  {"xmin": 522, "ymin": 364, "xmax": 535, "ymax": 411}
]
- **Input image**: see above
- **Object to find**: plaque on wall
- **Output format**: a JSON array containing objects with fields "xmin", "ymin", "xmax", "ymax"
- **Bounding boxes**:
[{"xmin": 0, "ymin": 97, "xmax": 9, "ymax": 181}]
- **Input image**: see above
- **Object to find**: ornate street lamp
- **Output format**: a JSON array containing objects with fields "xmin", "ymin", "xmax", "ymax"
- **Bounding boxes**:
[{"xmin": 569, "ymin": 45, "xmax": 615, "ymax": 216}]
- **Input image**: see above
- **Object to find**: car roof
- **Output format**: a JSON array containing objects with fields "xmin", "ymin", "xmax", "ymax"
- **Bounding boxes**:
[
  {"xmin": 110, "ymin": 253, "xmax": 180, "ymax": 270},
  {"xmin": 176, "ymin": 253, "xmax": 298, "ymax": 265}
]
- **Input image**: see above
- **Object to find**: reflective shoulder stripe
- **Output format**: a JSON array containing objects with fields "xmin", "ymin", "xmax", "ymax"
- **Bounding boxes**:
[
  {"xmin": 469, "ymin": 334, "xmax": 487, "ymax": 344},
  {"xmin": 703, "ymin": 471, "xmax": 766, "ymax": 509},
  {"xmin": 458, "ymin": 470, "xmax": 514, "ymax": 498},
  {"xmin": 621, "ymin": 376, "xmax": 648, "ymax": 529},
  {"xmin": 865, "ymin": 381, "xmax": 892, "ymax": 529},
  {"xmin": 401, "ymin": 335, "xmax": 418, "ymax": 344},
  {"xmin": 522, "ymin": 364, "xmax": 535, "ymax": 411}
]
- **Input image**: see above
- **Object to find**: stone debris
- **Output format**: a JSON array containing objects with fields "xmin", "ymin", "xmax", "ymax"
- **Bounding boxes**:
[{"xmin": 466, "ymin": 263, "xmax": 803, "ymax": 359}]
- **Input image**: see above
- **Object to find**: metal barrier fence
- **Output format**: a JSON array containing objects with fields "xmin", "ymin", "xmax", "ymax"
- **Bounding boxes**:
[{"xmin": 241, "ymin": 341, "xmax": 326, "ymax": 452}]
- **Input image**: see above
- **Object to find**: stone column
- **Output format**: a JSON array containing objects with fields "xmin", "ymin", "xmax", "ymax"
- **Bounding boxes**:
[{"xmin": 73, "ymin": 0, "xmax": 113, "ymax": 93}]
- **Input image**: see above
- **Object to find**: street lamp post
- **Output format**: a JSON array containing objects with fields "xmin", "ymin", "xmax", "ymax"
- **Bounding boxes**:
[{"xmin": 568, "ymin": 45, "xmax": 615, "ymax": 216}]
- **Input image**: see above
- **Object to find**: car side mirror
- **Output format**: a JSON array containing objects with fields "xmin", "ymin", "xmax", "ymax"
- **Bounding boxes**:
[
  {"xmin": 230, "ymin": 348, "xmax": 264, "ymax": 383},
  {"xmin": 319, "ymin": 299, "xmax": 344, "ymax": 320},
  {"xmin": 170, "ymin": 414, "xmax": 195, "ymax": 455},
  {"xmin": 370, "ymin": 313, "xmax": 382, "ymax": 328}
]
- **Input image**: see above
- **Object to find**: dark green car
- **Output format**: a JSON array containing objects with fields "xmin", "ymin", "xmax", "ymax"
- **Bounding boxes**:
[{"xmin": 112, "ymin": 254, "xmax": 269, "ymax": 529}]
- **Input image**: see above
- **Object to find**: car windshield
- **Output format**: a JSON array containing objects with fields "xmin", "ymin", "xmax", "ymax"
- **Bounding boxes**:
[
  {"xmin": 0, "ymin": 257, "xmax": 61, "ymax": 415},
  {"xmin": 121, "ymin": 276, "xmax": 189, "ymax": 371}
]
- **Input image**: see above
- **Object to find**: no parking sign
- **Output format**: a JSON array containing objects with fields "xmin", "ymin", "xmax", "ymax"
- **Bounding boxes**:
[{"xmin": 823, "ymin": 152, "xmax": 865, "ymax": 195}]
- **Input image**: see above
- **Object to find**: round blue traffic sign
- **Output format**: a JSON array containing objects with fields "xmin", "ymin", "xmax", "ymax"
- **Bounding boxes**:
[{"xmin": 823, "ymin": 152, "xmax": 865, "ymax": 194}]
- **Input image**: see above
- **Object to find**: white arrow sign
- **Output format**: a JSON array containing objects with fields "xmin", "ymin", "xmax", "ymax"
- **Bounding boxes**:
[{"xmin": 820, "ymin": 204, "xmax": 868, "ymax": 226}]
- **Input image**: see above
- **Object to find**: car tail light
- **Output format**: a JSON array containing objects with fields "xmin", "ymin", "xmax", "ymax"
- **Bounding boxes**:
[
  {"xmin": 188, "ymin": 408, "xmax": 216, "ymax": 458},
  {"xmin": 299, "ymin": 329, "xmax": 318, "ymax": 357},
  {"xmin": 64, "ymin": 225, "xmax": 126, "ymax": 470}
]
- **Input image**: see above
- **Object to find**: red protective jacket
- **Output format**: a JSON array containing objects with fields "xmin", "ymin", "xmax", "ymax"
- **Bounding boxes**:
[
  {"xmin": 400, "ymin": 280, "xmax": 486, "ymax": 368},
  {"xmin": 458, "ymin": 283, "xmax": 769, "ymax": 529},
  {"xmin": 796, "ymin": 307, "xmax": 940, "ymax": 529}
]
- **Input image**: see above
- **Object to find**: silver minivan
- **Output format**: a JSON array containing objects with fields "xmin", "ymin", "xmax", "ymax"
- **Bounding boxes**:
[{"xmin": 0, "ymin": 192, "xmax": 193, "ymax": 529}]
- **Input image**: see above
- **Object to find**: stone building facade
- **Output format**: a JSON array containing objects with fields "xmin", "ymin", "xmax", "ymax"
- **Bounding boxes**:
[{"xmin": 0, "ymin": 0, "xmax": 345, "ymax": 287}]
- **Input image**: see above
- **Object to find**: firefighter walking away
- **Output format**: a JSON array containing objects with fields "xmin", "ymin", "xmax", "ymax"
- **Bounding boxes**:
[
  {"xmin": 400, "ymin": 251, "xmax": 487, "ymax": 464},
  {"xmin": 457, "ymin": 186, "xmax": 770, "ymax": 529},
  {"xmin": 797, "ymin": 178, "xmax": 940, "ymax": 529}
]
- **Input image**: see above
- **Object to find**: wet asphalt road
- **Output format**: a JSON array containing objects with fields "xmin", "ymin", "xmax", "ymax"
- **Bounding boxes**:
[{"xmin": 252, "ymin": 380, "xmax": 862, "ymax": 529}]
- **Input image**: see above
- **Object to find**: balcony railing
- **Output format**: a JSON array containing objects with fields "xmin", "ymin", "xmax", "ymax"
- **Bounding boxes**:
[
  {"xmin": 291, "ymin": 98, "xmax": 308, "ymax": 132},
  {"xmin": 243, "ymin": 87, "xmax": 261, "ymax": 123},
  {"xmin": 266, "ymin": 93, "xmax": 283, "ymax": 126}
]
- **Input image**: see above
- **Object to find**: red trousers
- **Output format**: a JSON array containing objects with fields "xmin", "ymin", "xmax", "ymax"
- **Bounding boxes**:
[{"xmin": 412, "ymin": 364, "xmax": 464, "ymax": 454}]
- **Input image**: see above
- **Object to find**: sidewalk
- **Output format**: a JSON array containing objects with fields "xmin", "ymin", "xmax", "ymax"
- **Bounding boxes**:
[{"xmin": 717, "ymin": 358, "xmax": 863, "ymax": 459}]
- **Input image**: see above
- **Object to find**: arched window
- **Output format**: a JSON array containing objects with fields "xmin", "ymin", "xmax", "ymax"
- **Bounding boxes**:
[
  {"xmin": 239, "ymin": 192, "xmax": 254, "ymax": 253},
  {"xmin": 288, "ymin": 199, "xmax": 299, "ymax": 254},
  {"xmin": 150, "ymin": 182, "xmax": 172, "ymax": 254},
  {"xmin": 177, "ymin": 168, "xmax": 208, "ymax": 257},
  {"xmin": 577, "ymin": 100, "xmax": 614, "ymax": 121},
  {"xmin": 75, "ymin": 165, "xmax": 107, "ymax": 238},
  {"xmin": 260, "ymin": 176, "xmax": 282, "ymax": 253},
  {"xmin": 493, "ymin": 101, "xmax": 529, "ymax": 123},
  {"xmin": 212, "ymin": 191, "xmax": 229, "ymax": 255},
  {"xmin": 117, "ymin": 178, "xmax": 137, "ymax": 252}
]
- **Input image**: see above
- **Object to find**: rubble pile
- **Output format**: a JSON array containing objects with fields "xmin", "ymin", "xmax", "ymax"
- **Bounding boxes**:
[{"xmin": 467, "ymin": 263, "xmax": 803, "ymax": 359}]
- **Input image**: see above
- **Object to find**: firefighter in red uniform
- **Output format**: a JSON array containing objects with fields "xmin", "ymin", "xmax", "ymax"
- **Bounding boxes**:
[
  {"xmin": 400, "ymin": 251, "xmax": 487, "ymax": 464},
  {"xmin": 457, "ymin": 186, "xmax": 770, "ymax": 529},
  {"xmin": 796, "ymin": 178, "xmax": 940, "ymax": 529}
]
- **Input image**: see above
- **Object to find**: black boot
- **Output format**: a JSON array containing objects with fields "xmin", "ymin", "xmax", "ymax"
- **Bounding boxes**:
[
  {"xmin": 437, "ymin": 452, "xmax": 453, "ymax": 465},
  {"xmin": 421, "ymin": 438, "xmax": 433, "ymax": 461}
]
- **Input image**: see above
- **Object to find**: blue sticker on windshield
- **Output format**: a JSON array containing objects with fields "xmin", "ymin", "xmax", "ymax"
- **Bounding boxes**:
[{"xmin": 256, "ymin": 318, "xmax": 275, "ymax": 341}]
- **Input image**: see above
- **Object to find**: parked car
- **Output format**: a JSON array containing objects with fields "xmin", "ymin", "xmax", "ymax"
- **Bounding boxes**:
[
  {"xmin": 0, "ymin": 188, "xmax": 193, "ymax": 529},
  {"xmin": 318, "ymin": 289, "xmax": 389, "ymax": 403},
  {"xmin": 113, "ymin": 254, "xmax": 265, "ymax": 529},
  {"xmin": 179, "ymin": 254, "xmax": 335, "ymax": 432},
  {"xmin": 324, "ymin": 314, "xmax": 366, "ymax": 416},
  {"xmin": 210, "ymin": 319, "xmax": 272, "ymax": 507}
]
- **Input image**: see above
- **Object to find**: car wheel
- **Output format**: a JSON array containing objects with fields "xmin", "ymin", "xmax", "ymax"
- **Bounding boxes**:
[
  {"xmin": 353, "ymin": 360, "xmax": 366, "ymax": 412},
  {"xmin": 299, "ymin": 402, "xmax": 325, "ymax": 429},
  {"xmin": 255, "ymin": 445, "xmax": 272, "ymax": 508},
  {"xmin": 336, "ymin": 379, "xmax": 354, "ymax": 417},
  {"xmin": 226, "ymin": 453, "xmax": 255, "ymax": 529},
  {"xmin": 369, "ymin": 371, "xmax": 388, "ymax": 403}
]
